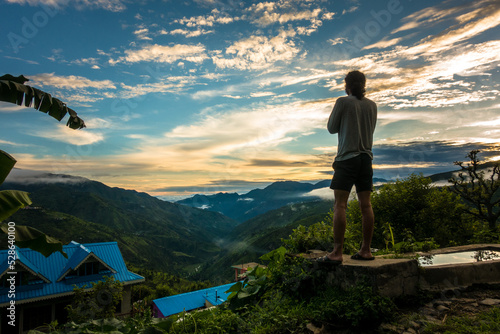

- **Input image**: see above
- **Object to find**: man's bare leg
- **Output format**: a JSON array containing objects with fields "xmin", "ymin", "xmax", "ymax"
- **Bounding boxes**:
[
  {"xmin": 327, "ymin": 189, "xmax": 350, "ymax": 262},
  {"xmin": 356, "ymin": 190, "xmax": 374, "ymax": 259}
]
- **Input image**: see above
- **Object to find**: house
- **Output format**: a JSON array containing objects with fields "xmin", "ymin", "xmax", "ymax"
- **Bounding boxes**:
[
  {"xmin": 0, "ymin": 241, "xmax": 144, "ymax": 333},
  {"xmin": 231, "ymin": 262, "xmax": 262, "ymax": 281},
  {"xmin": 152, "ymin": 282, "xmax": 237, "ymax": 318}
]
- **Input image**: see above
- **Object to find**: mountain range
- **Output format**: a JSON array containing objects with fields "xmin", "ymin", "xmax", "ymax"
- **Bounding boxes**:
[{"xmin": 177, "ymin": 178, "xmax": 387, "ymax": 222}]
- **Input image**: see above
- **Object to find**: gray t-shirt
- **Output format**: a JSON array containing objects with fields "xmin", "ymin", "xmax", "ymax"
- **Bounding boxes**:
[{"xmin": 327, "ymin": 95, "xmax": 377, "ymax": 161}]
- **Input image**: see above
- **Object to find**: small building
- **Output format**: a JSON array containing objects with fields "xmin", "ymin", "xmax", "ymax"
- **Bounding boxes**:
[
  {"xmin": 152, "ymin": 282, "xmax": 237, "ymax": 318},
  {"xmin": 0, "ymin": 241, "xmax": 144, "ymax": 333},
  {"xmin": 231, "ymin": 262, "xmax": 262, "ymax": 281}
]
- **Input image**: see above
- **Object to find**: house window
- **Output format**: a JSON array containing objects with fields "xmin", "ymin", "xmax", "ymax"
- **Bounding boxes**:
[
  {"xmin": 77, "ymin": 261, "xmax": 100, "ymax": 276},
  {"xmin": 1, "ymin": 269, "xmax": 42, "ymax": 287}
]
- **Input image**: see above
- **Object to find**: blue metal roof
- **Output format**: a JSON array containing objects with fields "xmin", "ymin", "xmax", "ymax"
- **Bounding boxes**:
[
  {"xmin": 0, "ymin": 241, "xmax": 144, "ymax": 306},
  {"xmin": 153, "ymin": 282, "xmax": 237, "ymax": 317},
  {"xmin": 57, "ymin": 243, "xmax": 116, "ymax": 282},
  {"xmin": 14, "ymin": 247, "xmax": 50, "ymax": 283}
]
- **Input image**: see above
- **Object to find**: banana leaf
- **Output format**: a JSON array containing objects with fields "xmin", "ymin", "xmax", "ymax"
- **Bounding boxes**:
[
  {"xmin": 0, "ymin": 223, "xmax": 67, "ymax": 258},
  {"xmin": 0, "ymin": 190, "xmax": 67, "ymax": 258},
  {"xmin": 0, "ymin": 190, "xmax": 31, "ymax": 221},
  {"xmin": 0, "ymin": 150, "xmax": 16, "ymax": 185},
  {"xmin": 0, "ymin": 74, "xmax": 85, "ymax": 129}
]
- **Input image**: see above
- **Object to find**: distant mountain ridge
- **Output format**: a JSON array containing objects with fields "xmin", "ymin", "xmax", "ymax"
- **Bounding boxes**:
[
  {"xmin": 1, "ymin": 169, "xmax": 239, "ymax": 274},
  {"xmin": 177, "ymin": 178, "xmax": 387, "ymax": 222}
]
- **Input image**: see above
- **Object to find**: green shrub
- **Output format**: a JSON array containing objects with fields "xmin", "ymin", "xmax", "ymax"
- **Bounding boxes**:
[
  {"xmin": 469, "ymin": 221, "xmax": 500, "ymax": 244},
  {"xmin": 308, "ymin": 282, "xmax": 396, "ymax": 328},
  {"xmin": 347, "ymin": 174, "xmax": 469, "ymax": 249},
  {"xmin": 65, "ymin": 276, "xmax": 123, "ymax": 324},
  {"xmin": 282, "ymin": 210, "xmax": 358, "ymax": 255},
  {"xmin": 282, "ymin": 219, "xmax": 334, "ymax": 253}
]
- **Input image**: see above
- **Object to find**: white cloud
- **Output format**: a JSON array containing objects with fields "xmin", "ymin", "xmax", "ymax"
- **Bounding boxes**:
[
  {"xmin": 174, "ymin": 9, "xmax": 237, "ymax": 28},
  {"xmin": 0, "ymin": 103, "xmax": 28, "ymax": 112},
  {"xmin": 212, "ymin": 31, "xmax": 301, "ymax": 70},
  {"xmin": 134, "ymin": 27, "xmax": 152, "ymax": 40},
  {"xmin": 5, "ymin": 169, "xmax": 89, "ymax": 184},
  {"xmin": 329, "ymin": 37, "xmax": 348, "ymax": 46},
  {"xmin": 469, "ymin": 117, "xmax": 500, "ymax": 127},
  {"xmin": 401, "ymin": 4, "xmax": 500, "ymax": 56},
  {"xmin": 32, "ymin": 124, "xmax": 104, "ymax": 145},
  {"xmin": 222, "ymin": 95, "xmax": 243, "ymax": 99},
  {"xmin": 313, "ymin": 146, "xmax": 336, "ymax": 152},
  {"xmin": 303, "ymin": 187, "xmax": 334, "ymax": 200},
  {"xmin": 120, "ymin": 81, "xmax": 188, "ymax": 99},
  {"xmin": 115, "ymin": 74, "xmax": 204, "ymax": 99},
  {"xmin": 341, "ymin": 6, "xmax": 358, "ymax": 15},
  {"xmin": 164, "ymin": 99, "xmax": 330, "ymax": 155},
  {"xmin": 245, "ymin": 2, "xmax": 335, "ymax": 35},
  {"xmin": 0, "ymin": 139, "xmax": 31, "ymax": 147},
  {"xmin": 364, "ymin": 37, "xmax": 403, "ymax": 50},
  {"xmin": 6, "ymin": 0, "xmax": 126, "ymax": 11},
  {"xmin": 331, "ymin": 36, "xmax": 500, "ymax": 110},
  {"xmin": 30, "ymin": 73, "xmax": 116, "ymax": 90},
  {"xmin": 391, "ymin": 0, "xmax": 497, "ymax": 35},
  {"xmin": 4, "ymin": 56, "xmax": 39, "ymax": 65},
  {"xmin": 169, "ymin": 28, "xmax": 214, "ymax": 38},
  {"xmin": 72, "ymin": 57, "xmax": 101, "ymax": 68},
  {"xmin": 250, "ymin": 91, "xmax": 275, "ymax": 98},
  {"xmin": 250, "ymin": 7, "xmax": 323, "ymax": 26},
  {"xmin": 110, "ymin": 44, "xmax": 208, "ymax": 65}
]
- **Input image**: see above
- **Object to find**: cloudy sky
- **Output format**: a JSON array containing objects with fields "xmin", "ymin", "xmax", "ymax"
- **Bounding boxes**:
[{"xmin": 1, "ymin": 0, "xmax": 499, "ymax": 199}]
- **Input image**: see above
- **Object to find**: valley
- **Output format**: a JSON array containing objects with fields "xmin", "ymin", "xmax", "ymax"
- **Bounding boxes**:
[{"xmin": 0, "ymin": 168, "xmax": 453, "ymax": 282}]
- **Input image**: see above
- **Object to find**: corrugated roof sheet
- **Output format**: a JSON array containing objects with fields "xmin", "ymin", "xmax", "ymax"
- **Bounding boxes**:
[
  {"xmin": 0, "ymin": 241, "xmax": 144, "ymax": 306},
  {"xmin": 57, "ymin": 243, "xmax": 116, "ymax": 281},
  {"xmin": 153, "ymin": 282, "xmax": 237, "ymax": 317},
  {"xmin": 15, "ymin": 248, "xmax": 50, "ymax": 283}
]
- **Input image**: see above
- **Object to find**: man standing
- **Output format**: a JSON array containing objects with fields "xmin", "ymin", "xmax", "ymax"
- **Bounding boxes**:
[{"xmin": 320, "ymin": 70, "xmax": 377, "ymax": 264}]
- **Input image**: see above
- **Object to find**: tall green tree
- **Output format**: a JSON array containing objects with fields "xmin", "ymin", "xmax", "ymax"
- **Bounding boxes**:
[
  {"xmin": 0, "ymin": 74, "xmax": 86, "ymax": 257},
  {"xmin": 449, "ymin": 150, "xmax": 500, "ymax": 231}
]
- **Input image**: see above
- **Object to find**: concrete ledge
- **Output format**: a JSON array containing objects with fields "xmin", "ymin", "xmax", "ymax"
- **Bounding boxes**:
[
  {"xmin": 307, "ymin": 244, "xmax": 500, "ymax": 298},
  {"xmin": 419, "ymin": 260, "xmax": 500, "ymax": 291},
  {"xmin": 304, "ymin": 251, "xmax": 420, "ymax": 298},
  {"xmin": 325, "ymin": 257, "xmax": 419, "ymax": 298},
  {"xmin": 418, "ymin": 244, "xmax": 500, "ymax": 292}
]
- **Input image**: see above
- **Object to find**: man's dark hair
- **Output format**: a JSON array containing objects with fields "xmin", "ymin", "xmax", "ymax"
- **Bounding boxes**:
[{"xmin": 345, "ymin": 70, "xmax": 366, "ymax": 100}]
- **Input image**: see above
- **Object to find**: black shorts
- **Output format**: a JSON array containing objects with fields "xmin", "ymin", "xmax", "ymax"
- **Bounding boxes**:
[{"xmin": 330, "ymin": 154, "xmax": 373, "ymax": 193}]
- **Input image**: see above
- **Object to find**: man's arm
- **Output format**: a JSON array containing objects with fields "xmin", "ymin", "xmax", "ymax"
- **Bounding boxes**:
[{"xmin": 327, "ymin": 99, "xmax": 342, "ymax": 134}]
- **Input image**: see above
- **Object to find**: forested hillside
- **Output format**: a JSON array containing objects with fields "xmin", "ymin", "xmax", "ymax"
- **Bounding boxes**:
[{"xmin": 194, "ymin": 200, "xmax": 334, "ymax": 282}]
